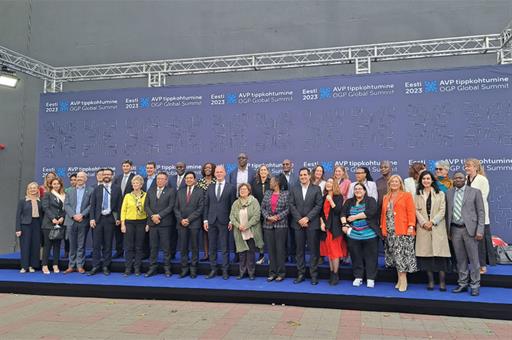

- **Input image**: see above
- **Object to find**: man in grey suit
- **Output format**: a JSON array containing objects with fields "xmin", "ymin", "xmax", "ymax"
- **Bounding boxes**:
[
  {"xmin": 289, "ymin": 167, "xmax": 323, "ymax": 285},
  {"xmin": 174, "ymin": 171, "xmax": 204, "ymax": 279},
  {"xmin": 446, "ymin": 172, "xmax": 485, "ymax": 296},
  {"xmin": 63, "ymin": 171, "xmax": 93, "ymax": 274},
  {"xmin": 144, "ymin": 172, "xmax": 176, "ymax": 277}
]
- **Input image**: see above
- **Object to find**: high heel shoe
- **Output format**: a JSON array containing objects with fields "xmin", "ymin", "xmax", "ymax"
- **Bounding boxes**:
[
  {"xmin": 42, "ymin": 266, "xmax": 50, "ymax": 275},
  {"xmin": 399, "ymin": 276, "xmax": 408, "ymax": 292},
  {"xmin": 53, "ymin": 265, "xmax": 60, "ymax": 273}
]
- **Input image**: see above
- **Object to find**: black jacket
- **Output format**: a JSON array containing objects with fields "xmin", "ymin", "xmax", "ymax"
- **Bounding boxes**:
[
  {"xmin": 341, "ymin": 195, "xmax": 381, "ymax": 238},
  {"xmin": 16, "ymin": 199, "xmax": 43, "ymax": 231},
  {"xmin": 41, "ymin": 192, "xmax": 65, "ymax": 230},
  {"xmin": 320, "ymin": 194, "xmax": 344, "ymax": 240}
]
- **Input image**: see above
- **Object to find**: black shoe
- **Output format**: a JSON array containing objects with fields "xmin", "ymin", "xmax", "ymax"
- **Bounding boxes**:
[
  {"xmin": 206, "ymin": 270, "xmax": 216, "ymax": 279},
  {"xmin": 233, "ymin": 255, "xmax": 239, "ymax": 263},
  {"xmin": 87, "ymin": 267, "xmax": 100, "ymax": 276},
  {"xmin": 439, "ymin": 285, "xmax": 447, "ymax": 292},
  {"xmin": 236, "ymin": 273, "xmax": 245, "ymax": 280},
  {"xmin": 164, "ymin": 268, "xmax": 172, "ymax": 277},
  {"xmin": 145, "ymin": 268, "xmax": 158, "ymax": 277},
  {"xmin": 249, "ymin": 274, "xmax": 255, "ymax": 280},
  {"xmin": 179, "ymin": 269, "xmax": 189, "ymax": 278},
  {"xmin": 328, "ymin": 272, "xmax": 334, "ymax": 286},
  {"xmin": 63, "ymin": 252, "xmax": 69, "ymax": 259},
  {"xmin": 332, "ymin": 273, "xmax": 339, "ymax": 286},
  {"xmin": 102, "ymin": 267, "xmax": 110, "ymax": 276},
  {"xmin": 85, "ymin": 253, "xmax": 93, "ymax": 259},
  {"xmin": 470, "ymin": 288, "xmax": 480, "ymax": 296},
  {"xmin": 267, "ymin": 275, "xmax": 276, "ymax": 282},
  {"xmin": 311, "ymin": 277, "xmax": 319, "ymax": 285},
  {"xmin": 170, "ymin": 253, "xmax": 176, "ymax": 260},
  {"xmin": 113, "ymin": 252, "xmax": 123, "ymax": 259},
  {"xmin": 190, "ymin": 269, "xmax": 197, "ymax": 279},
  {"xmin": 200, "ymin": 256, "xmax": 209, "ymax": 262},
  {"xmin": 294, "ymin": 275, "xmax": 305, "ymax": 284},
  {"xmin": 123, "ymin": 269, "xmax": 131, "ymax": 276},
  {"xmin": 222, "ymin": 271, "xmax": 229, "ymax": 280},
  {"xmin": 452, "ymin": 285, "xmax": 468, "ymax": 293}
]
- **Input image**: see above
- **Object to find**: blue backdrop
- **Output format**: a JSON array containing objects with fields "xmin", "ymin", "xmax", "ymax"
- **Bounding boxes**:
[{"xmin": 37, "ymin": 65, "xmax": 512, "ymax": 241}]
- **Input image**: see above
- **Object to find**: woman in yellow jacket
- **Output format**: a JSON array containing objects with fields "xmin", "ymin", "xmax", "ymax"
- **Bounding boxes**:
[
  {"xmin": 121, "ymin": 175, "xmax": 148, "ymax": 276},
  {"xmin": 381, "ymin": 175, "xmax": 417, "ymax": 292}
]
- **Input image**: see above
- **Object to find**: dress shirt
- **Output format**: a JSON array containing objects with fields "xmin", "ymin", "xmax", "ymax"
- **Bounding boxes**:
[
  {"xmin": 176, "ymin": 174, "xmax": 184, "ymax": 188},
  {"xmin": 121, "ymin": 173, "xmax": 130, "ymax": 194},
  {"xmin": 216, "ymin": 181, "xmax": 225, "ymax": 198},
  {"xmin": 453, "ymin": 185, "xmax": 466, "ymax": 225},
  {"xmin": 146, "ymin": 175, "xmax": 155, "ymax": 190},
  {"xmin": 75, "ymin": 186, "xmax": 85, "ymax": 214},
  {"xmin": 101, "ymin": 184, "xmax": 112, "ymax": 215},
  {"xmin": 236, "ymin": 168, "xmax": 249, "ymax": 186},
  {"xmin": 301, "ymin": 185, "xmax": 308, "ymax": 200}
]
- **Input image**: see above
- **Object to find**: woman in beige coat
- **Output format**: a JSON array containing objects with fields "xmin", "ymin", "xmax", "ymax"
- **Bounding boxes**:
[{"xmin": 414, "ymin": 171, "xmax": 451, "ymax": 291}]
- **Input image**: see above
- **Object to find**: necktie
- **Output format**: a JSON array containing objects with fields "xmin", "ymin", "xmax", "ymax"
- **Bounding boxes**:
[
  {"xmin": 177, "ymin": 176, "xmax": 182, "ymax": 188},
  {"xmin": 216, "ymin": 182, "xmax": 221, "ymax": 200},
  {"xmin": 186, "ymin": 187, "xmax": 191, "ymax": 203},
  {"xmin": 453, "ymin": 189, "xmax": 463, "ymax": 221},
  {"xmin": 121, "ymin": 175, "xmax": 128, "ymax": 195},
  {"xmin": 157, "ymin": 188, "xmax": 162, "ymax": 199},
  {"xmin": 102, "ymin": 186, "xmax": 110, "ymax": 211}
]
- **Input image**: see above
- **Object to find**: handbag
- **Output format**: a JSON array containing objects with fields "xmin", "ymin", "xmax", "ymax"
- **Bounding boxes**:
[
  {"xmin": 496, "ymin": 245, "xmax": 512, "ymax": 265},
  {"xmin": 49, "ymin": 224, "xmax": 65, "ymax": 240}
]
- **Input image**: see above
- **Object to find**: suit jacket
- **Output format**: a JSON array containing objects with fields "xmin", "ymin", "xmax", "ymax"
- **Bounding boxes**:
[
  {"xmin": 63, "ymin": 186, "xmax": 93, "ymax": 227},
  {"xmin": 289, "ymin": 184, "xmax": 323, "ymax": 230},
  {"xmin": 16, "ymin": 199, "xmax": 43, "ymax": 231},
  {"xmin": 414, "ymin": 190, "xmax": 450, "ymax": 257},
  {"xmin": 204, "ymin": 181, "xmax": 237, "ymax": 225},
  {"xmin": 143, "ymin": 176, "xmax": 157, "ymax": 193},
  {"xmin": 145, "ymin": 186, "xmax": 176, "ymax": 227},
  {"xmin": 174, "ymin": 186, "xmax": 204, "ymax": 229},
  {"xmin": 446, "ymin": 185, "xmax": 485, "ymax": 237},
  {"xmin": 41, "ymin": 192, "xmax": 66, "ymax": 230},
  {"xmin": 278, "ymin": 171, "xmax": 299, "ymax": 191},
  {"xmin": 169, "ymin": 174, "xmax": 187, "ymax": 191},
  {"xmin": 380, "ymin": 191, "xmax": 416, "ymax": 237},
  {"xmin": 228, "ymin": 167, "xmax": 256, "ymax": 187},
  {"xmin": 90, "ymin": 184, "xmax": 122, "ymax": 223},
  {"xmin": 320, "ymin": 194, "xmax": 344, "ymax": 239},
  {"xmin": 261, "ymin": 190, "xmax": 289, "ymax": 229},
  {"xmin": 113, "ymin": 173, "xmax": 135, "ymax": 196}
]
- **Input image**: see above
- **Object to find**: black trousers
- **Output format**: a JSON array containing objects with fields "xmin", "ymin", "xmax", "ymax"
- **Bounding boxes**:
[
  {"xmin": 208, "ymin": 222, "xmax": 229, "ymax": 271},
  {"xmin": 348, "ymin": 237, "xmax": 379, "ymax": 280},
  {"xmin": 478, "ymin": 224, "xmax": 497, "ymax": 266},
  {"xmin": 179, "ymin": 226, "xmax": 199, "ymax": 270},
  {"xmin": 294, "ymin": 227, "xmax": 320, "ymax": 278},
  {"xmin": 149, "ymin": 226, "xmax": 171, "ymax": 269},
  {"xmin": 169, "ymin": 225, "xmax": 178, "ymax": 257},
  {"xmin": 42, "ymin": 228, "xmax": 61, "ymax": 266},
  {"xmin": 239, "ymin": 238, "xmax": 256, "ymax": 276},
  {"xmin": 124, "ymin": 220, "xmax": 146, "ymax": 271},
  {"xmin": 113, "ymin": 224, "xmax": 124, "ymax": 254},
  {"xmin": 19, "ymin": 219, "xmax": 41, "ymax": 269},
  {"xmin": 265, "ymin": 227, "xmax": 288, "ymax": 277},
  {"xmin": 287, "ymin": 219, "xmax": 296, "ymax": 259},
  {"xmin": 92, "ymin": 214, "xmax": 115, "ymax": 268}
]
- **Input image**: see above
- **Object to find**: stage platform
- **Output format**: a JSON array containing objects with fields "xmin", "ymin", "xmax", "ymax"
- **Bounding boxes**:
[{"xmin": 1, "ymin": 251, "xmax": 511, "ymax": 320}]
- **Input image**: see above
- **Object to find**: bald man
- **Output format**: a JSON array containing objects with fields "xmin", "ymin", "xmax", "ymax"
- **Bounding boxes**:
[{"xmin": 63, "ymin": 171, "xmax": 94, "ymax": 273}]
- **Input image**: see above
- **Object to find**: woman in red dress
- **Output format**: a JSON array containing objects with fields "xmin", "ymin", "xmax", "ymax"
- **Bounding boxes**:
[{"xmin": 320, "ymin": 178, "xmax": 348, "ymax": 285}]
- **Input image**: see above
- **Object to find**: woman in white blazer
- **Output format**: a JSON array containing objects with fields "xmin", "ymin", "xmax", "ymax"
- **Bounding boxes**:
[{"xmin": 465, "ymin": 158, "xmax": 495, "ymax": 274}]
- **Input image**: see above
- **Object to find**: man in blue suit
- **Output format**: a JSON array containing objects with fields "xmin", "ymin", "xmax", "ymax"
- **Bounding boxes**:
[
  {"xmin": 204, "ymin": 165, "xmax": 237, "ymax": 279},
  {"xmin": 87, "ymin": 168, "xmax": 122, "ymax": 276},
  {"xmin": 170, "ymin": 161, "xmax": 187, "ymax": 191},
  {"xmin": 143, "ymin": 161, "xmax": 157, "ymax": 192},
  {"xmin": 63, "ymin": 171, "xmax": 93, "ymax": 274},
  {"xmin": 228, "ymin": 152, "xmax": 256, "ymax": 191}
]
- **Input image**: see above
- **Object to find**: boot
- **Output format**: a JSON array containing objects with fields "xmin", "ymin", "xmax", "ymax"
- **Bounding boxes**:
[
  {"xmin": 439, "ymin": 271, "xmax": 447, "ymax": 291},
  {"xmin": 427, "ymin": 271, "xmax": 434, "ymax": 290},
  {"xmin": 331, "ymin": 271, "xmax": 339, "ymax": 286}
]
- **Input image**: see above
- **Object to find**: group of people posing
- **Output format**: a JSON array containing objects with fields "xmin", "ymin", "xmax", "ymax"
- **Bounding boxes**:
[{"xmin": 16, "ymin": 154, "xmax": 492, "ymax": 296}]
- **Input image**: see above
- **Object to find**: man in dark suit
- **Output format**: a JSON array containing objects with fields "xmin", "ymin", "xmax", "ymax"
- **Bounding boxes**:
[
  {"xmin": 170, "ymin": 161, "xmax": 187, "ymax": 191},
  {"xmin": 446, "ymin": 171, "xmax": 485, "ymax": 296},
  {"xmin": 228, "ymin": 152, "xmax": 256, "ymax": 190},
  {"xmin": 63, "ymin": 171, "xmax": 93, "ymax": 274},
  {"xmin": 289, "ymin": 167, "xmax": 323, "ymax": 285},
  {"xmin": 112, "ymin": 159, "xmax": 135, "ymax": 258},
  {"xmin": 174, "ymin": 171, "xmax": 204, "ymax": 278},
  {"xmin": 87, "ymin": 168, "xmax": 122, "ymax": 276},
  {"xmin": 84, "ymin": 168, "xmax": 104, "ymax": 259},
  {"xmin": 204, "ymin": 165, "xmax": 237, "ymax": 279},
  {"xmin": 144, "ymin": 172, "xmax": 176, "ymax": 277},
  {"xmin": 143, "ymin": 161, "xmax": 157, "ymax": 192},
  {"xmin": 278, "ymin": 159, "xmax": 299, "ymax": 263}
]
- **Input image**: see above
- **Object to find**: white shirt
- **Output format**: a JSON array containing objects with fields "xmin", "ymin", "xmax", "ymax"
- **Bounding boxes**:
[
  {"xmin": 177, "ymin": 174, "xmax": 184, "ymax": 188},
  {"xmin": 301, "ymin": 185, "xmax": 309, "ymax": 200},
  {"xmin": 236, "ymin": 168, "xmax": 249, "ymax": 187},
  {"xmin": 347, "ymin": 180, "xmax": 378, "ymax": 202},
  {"xmin": 216, "ymin": 181, "xmax": 225, "ymax": 198}
]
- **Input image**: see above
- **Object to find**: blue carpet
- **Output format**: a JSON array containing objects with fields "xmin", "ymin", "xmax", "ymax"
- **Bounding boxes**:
[{"xmin": 0, "ymin": 269, "xmax": 510, "ymax": 305}]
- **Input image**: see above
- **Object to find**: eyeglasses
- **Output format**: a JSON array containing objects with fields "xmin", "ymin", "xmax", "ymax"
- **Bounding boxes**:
[{"xmin": 435, "ymin": 168, "xmax": 444, "ymax": 171}]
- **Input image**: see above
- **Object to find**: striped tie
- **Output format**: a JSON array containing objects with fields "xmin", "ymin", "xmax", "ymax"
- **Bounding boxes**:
[{"xmin": 453, "ymin": 189, "xmax": 463, "ymax": 221}]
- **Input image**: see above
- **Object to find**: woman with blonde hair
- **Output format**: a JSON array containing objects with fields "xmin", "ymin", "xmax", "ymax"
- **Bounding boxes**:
[
  {"xmin": 381, "ymin": 175, "xmax": 417, "ymax": 292},
  {"xmin": 464, "ymin": 158, "xmax": 495, "ymax": 273},
  {"xmin": 121, "ymin": 175, "xmax": 148, "ymax": 276},
  {"xmin": 333, "ymin": 165, "xmax": 351, "ymax": 200},
  {"xmin": 16, "ymin": 182, "xmax": 43, "ymax": 273}
]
